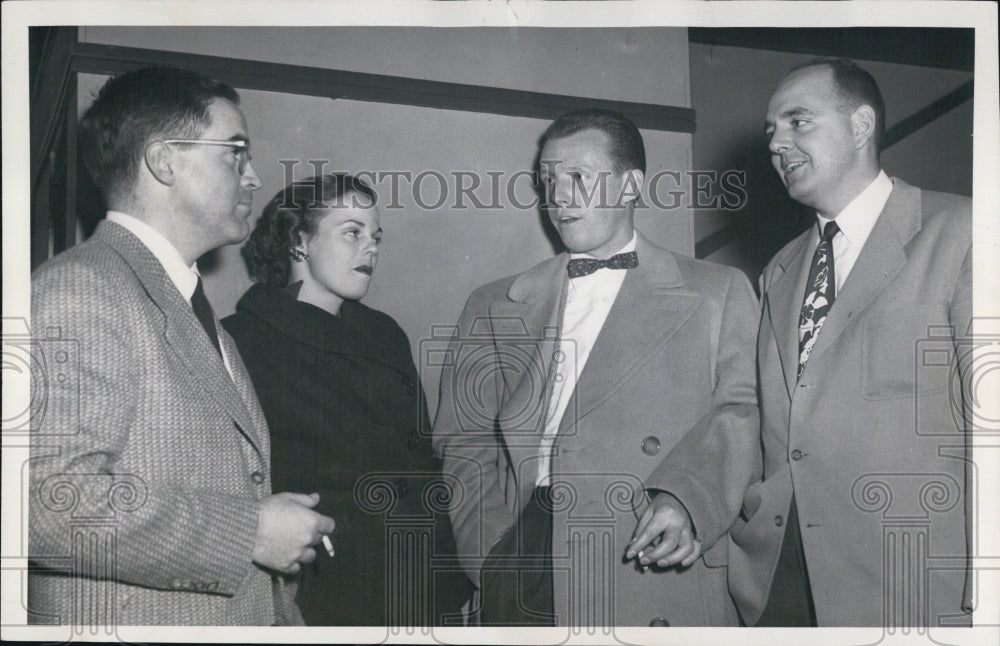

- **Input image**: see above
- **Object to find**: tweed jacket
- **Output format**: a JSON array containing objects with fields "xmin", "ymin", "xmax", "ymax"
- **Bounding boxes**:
[
  {"xmin": 728, "ymin": 178, "xmax": 973, "ymax": 626},
  {"xmin": 29, "ymin": 220, "xmax": 286, "ymax": 626},
  {"xmin": 433, "ymin": 232, "xmax": 760, "ymax": 626}
]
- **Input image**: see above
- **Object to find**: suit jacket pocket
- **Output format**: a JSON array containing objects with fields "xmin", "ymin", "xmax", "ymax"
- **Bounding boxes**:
[{"xmin": 862, "ymin": 308, "xmax": 949, "ymax": 400}]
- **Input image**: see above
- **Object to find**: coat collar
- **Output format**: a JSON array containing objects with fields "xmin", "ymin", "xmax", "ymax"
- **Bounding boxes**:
[
  {"xmin": 505, "ymin": 232, "xmax": 683, "ymax": 305},
  {"xmin": 766, "ymin": 177, "xmax": 922, "ymax": 394},
  {"xmin": 492, "ymin": 232, "xmax": 698, "ymax": 497},
  {"xmin": 564, "ymin": 233, "xmax": 695, "ymax": 427},
  {"xmin": 94, "ymin": 220, "xmax": 265, "ymax": 454},
  {"xmin": 232, "ymin": 282, "xmax": 414, "ymax": 376}
]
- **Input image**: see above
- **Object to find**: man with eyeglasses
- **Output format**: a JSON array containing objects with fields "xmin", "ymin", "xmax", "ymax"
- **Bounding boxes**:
[{"xmin": 29, "ymin": 66, "xmax": 334, "ymax": 626}]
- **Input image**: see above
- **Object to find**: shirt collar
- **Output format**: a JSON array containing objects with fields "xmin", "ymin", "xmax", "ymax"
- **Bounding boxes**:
[
  {"xmin": 106, "ymin": 211, "xmax": 200, "ymax": 301},
  {"xmin": 569, "ymin": 231, "xmax": 637, "ymax": 260},
  {"xmin": 816, "ymin": 171, "xmax": 892, "ymax": 245}
]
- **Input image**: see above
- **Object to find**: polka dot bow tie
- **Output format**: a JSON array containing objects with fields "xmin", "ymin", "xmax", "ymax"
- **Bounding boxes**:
[{"xmin": 567, "ymin": 251, "xmax": 639, "ymax": 279}]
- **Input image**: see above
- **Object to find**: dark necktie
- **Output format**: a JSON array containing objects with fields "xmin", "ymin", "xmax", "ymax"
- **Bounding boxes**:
[
  {"xmin": 798, "ymin": 221, "xmax": 840, "ymax": 377},
  {"xmin": 566, "ymin": 251, "xmax": 638, "ymax": 279},
  {"xmin": 191, "ymin": 277, "xmax": 222, "ymax": 356}
]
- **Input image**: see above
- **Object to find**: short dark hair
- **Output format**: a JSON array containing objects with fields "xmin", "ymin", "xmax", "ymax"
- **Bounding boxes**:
[
  {"xmin": 78, "ymin": 66, "xmax": 240, "ymax": 202},
  {"xmin": 242, "ymin": 174, "xmax": 378, "ymax": 286},
  {"xmin": 791, "ymin": 57, "xmax": 886, "ymax": 152},
  {"xmin": 540, "ymin": 108, "xmax": 646, "ymax": 174}
]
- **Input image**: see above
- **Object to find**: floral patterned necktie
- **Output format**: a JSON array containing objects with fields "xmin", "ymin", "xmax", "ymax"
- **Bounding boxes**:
[{"xmin": 798, "ymin": 221, "xmax": 840, "ymax": 378}]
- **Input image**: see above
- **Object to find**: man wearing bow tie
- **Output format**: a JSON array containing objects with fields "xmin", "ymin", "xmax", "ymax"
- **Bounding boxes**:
[{"xmin": 433, "ymin": 109, "xmax": 759, "ymax": 626}]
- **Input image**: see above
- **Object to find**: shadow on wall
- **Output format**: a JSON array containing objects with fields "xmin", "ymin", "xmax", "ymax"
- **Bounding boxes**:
[{"xmin": 702, "ymin": 129, "xmax": 813, "ymax": 288}]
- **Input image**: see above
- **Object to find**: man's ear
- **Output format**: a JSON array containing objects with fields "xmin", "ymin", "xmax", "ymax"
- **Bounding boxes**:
[
  {"xmin": 620, "ymin": 168, "xmax": 644, "ymax": 205},
  {"xmin": 144, "ymin": 142, "xmax": 176, "ymax": 186},
  {"xmin": 851, "ymin": 104, "xmax": 877, "ymax": 150}
]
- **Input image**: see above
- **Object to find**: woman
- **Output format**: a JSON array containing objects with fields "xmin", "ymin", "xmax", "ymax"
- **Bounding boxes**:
[{"xmin": 224, "ymin": 174, "xmax": 469, "ymax": 625}]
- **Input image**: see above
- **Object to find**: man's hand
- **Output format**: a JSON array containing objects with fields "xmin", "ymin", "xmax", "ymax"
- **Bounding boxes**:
[
  {"xmin": 625, "ymin": 491, "xmax": 702, "ymax": 569},
  {"xmin": 253, "ymin": 492, "xmax": 336, "ymax": 574}
]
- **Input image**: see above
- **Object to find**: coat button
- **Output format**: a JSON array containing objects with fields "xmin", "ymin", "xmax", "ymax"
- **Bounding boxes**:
[
  {"xmin": 791, "ymin": 449, "xmax": 803, "ymax": 461},
  {"xmin": 774, "ymin": 514, "xmax": 784, "ymax": 527},
  {"xmin": 649, "ymin": 617, "xmax": 670, "ymax": 627},
  {"xmin": 401, "ymin": 376, "xmax": 415, "ymax": 390},
  {"xmin": 641, "ymin": 436, "xmax": 661, "ymax": 456},
  {"xmin": 250, "ymin": 471, "xmax": 264, "ymax": 484}
]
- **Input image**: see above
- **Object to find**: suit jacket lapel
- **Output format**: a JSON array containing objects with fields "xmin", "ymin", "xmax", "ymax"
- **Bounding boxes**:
[
  {"xmin": 220, "ymin": 328, "xmax": 270, "ymax": 456},
  {"xmin": 765, "ymin": 232, "xmax": 813, "ymax": 398},
  {"xmin": 490, "ymin": 255, "xmax": 566, "ymax": 487},
  {"xmin": 802, "ymin": 179, "xmax": 918, "ymax": 372},
  {"xmin": 97, "ymin": 221, "xmax": 264, "ymax": 455},
  {"xmin": 564, "ymin": 234, "xmax": 698, "ymax": 429}
]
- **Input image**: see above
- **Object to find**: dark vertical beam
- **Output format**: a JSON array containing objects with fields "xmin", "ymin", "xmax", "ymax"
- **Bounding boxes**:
[
  {"xmin": 30, "ymin": 27, "xmax": 77, "ymax": 191},
  {"xmin": 62, "ymin": 74, "xmax": 79, "ymax": 254},
  {"xmin": 30, "ymin": 26, "xmax": 78, "ymax": 268},
  {"xmin": 32, "ymin": 157, "xmax": 52, "ymax": 269}
]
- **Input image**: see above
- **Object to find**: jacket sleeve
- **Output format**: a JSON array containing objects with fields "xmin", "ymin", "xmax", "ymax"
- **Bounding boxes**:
[
  {"xmin": 431, "ymin": 287, "xmax": 516, "ymax": 588},
  {"xmin": 29, "ymin": 260, "xmax": 259, "ymax": 596},
  {"xmin": 644, "ymin": 268, "xmax": 763, "ymax": 551}
]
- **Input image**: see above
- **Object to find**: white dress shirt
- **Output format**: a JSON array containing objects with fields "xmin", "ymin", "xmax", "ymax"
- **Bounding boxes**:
[
  {"xmin": 815, "ymin": 170, "xmax": 893, "ymax": 295},
  {"xmin": 106, "ymin": 211, "xmax": 233, "ymax": 376},
  {"xmin": 536, "ymin": 232, "xmax": 637, "ymax": 486}
]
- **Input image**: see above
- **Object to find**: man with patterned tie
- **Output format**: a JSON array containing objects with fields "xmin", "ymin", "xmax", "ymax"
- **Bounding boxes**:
[
  {"xmin": 29, "ymin": 66, "xmax": 335, "ymax": 625},
  {"xmin": 433, "ymin": 109, "xmax": 760, "ymax": 626},
  {"xmin": 728, "ymin": 58, "xmax": 973, "ymax": 627}
]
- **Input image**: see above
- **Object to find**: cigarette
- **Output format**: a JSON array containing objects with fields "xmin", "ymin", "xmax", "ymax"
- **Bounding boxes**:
[{"xmin": 321, "ymin": 534, "xmax": 335, "ymax": 558}]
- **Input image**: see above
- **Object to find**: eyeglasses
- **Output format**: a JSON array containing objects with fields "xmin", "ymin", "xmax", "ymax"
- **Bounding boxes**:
[{"xmin": 159, "ymin": 139, "xmax": 252, "ymax": 174}]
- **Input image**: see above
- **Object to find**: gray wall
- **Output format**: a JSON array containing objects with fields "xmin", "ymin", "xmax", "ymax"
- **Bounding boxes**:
[
  {"xmin": 77, "ymin": 27, "xmax": 694, "ymax": 414},
  {"xmin": 689, "ymin": 42, "xmax": 974, "ymax": 282}
]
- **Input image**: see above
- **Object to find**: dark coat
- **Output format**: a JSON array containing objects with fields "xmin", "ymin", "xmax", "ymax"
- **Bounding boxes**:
[{"xmin": 223, "ymin": 283, "xmax": 470, "ymax": 626}]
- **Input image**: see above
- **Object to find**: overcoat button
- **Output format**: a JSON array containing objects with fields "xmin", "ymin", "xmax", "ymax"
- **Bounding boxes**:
[
  {"xmin": 791, "ymin": 449, "xmax": 803, "ymax": 461},
  {"xmin": 774, "ymin": 514, "xmax": 784, "ymax": 527},
  {"xmin": 250, "ymin": 471, "xmax": 264, "ymax": 484},
  {"xmin": 649, "ymin": 617, "xmax": 671, "ymax": 627},
  {"xmin": 641, "ymin": 436, "xmax": 661, "ymax": 456}
]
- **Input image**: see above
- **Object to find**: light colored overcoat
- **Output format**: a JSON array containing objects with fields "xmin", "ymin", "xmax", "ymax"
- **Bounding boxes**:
[{"xmin": 434, "ymin": 232, "xmax": 760, "ymax": 627}]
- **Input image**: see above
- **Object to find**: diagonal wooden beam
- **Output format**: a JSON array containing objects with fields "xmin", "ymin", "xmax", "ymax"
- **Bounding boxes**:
[{"xmin": 882, "ymin": 80, "xmax": 974, "ymax": 150}]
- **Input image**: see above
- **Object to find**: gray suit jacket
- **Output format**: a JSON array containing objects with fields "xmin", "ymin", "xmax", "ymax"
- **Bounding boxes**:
[
  {"xmin": 29, "ymin": 220, "xmax": 295, "ymax": 625},
  {"xmin": 433, "ymin": 232, "xmax": 760, "ymax": 626},
  {"xmin": 729, "ymin": 178, "xmax": 973, "ymax": 626}
]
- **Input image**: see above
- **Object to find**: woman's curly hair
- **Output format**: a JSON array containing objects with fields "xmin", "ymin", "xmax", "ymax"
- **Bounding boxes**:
[{"xmin": 241, "ymin": 174, "xmax": 377, "ymax": 286}]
